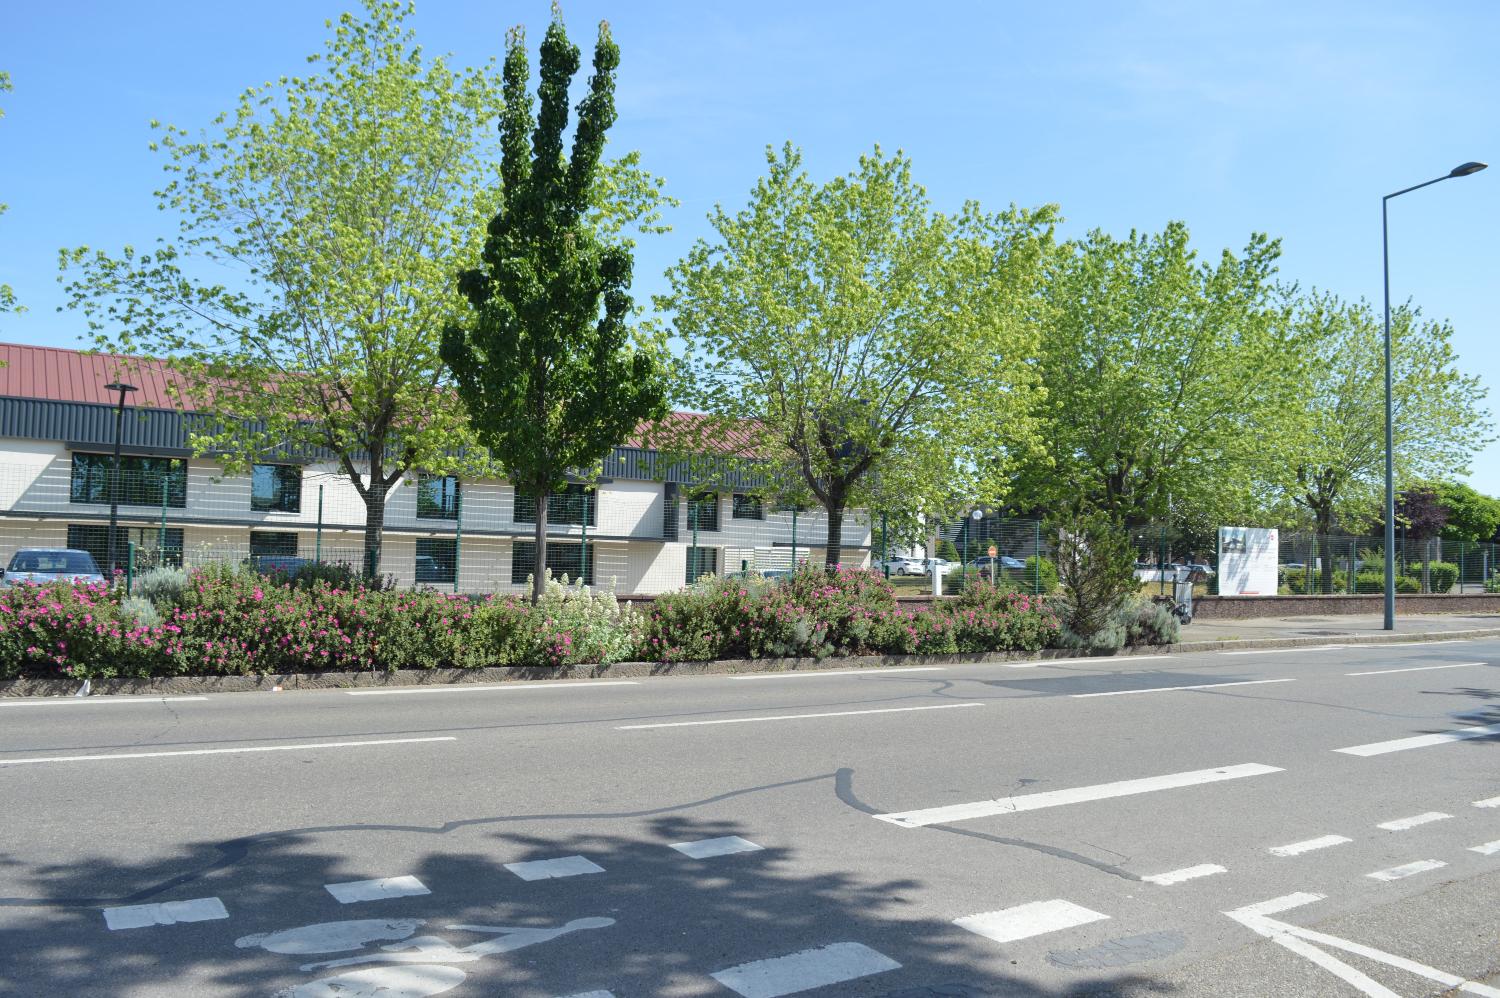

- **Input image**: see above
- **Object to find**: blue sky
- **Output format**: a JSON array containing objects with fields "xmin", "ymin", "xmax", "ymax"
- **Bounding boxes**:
[{"xmin": 2, "ymin": 1, "xmax": 1497, "ymax": 488}]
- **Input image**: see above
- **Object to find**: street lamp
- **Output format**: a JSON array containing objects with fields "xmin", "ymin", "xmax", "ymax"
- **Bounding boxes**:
[
  {"xmin": 103, "ymin": 382, "xmax": 138, "ymax": 580},
  {"xmin": 1381, "ymin": 161, "xmax": 1487, "ymax": 630}
]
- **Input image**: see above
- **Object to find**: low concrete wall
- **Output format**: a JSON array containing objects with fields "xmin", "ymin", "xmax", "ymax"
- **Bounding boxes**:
[{"xmin": 1192, "ymin": 593, "xmax": 1500, "ymax": 619}]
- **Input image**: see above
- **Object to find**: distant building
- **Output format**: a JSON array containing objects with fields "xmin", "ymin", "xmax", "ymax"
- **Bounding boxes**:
[{"xmin": 0, "ymin": 343, "xmax": 870, "ymax": 592}]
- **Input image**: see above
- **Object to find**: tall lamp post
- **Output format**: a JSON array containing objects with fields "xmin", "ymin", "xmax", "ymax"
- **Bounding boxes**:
[
  {"xmin": 1381, "ymin": 161, "xmax": 1487, "ymax": 630},
  {"xmin": 103, "ymin": 382, "xmax": 138, "ymax": 580}
]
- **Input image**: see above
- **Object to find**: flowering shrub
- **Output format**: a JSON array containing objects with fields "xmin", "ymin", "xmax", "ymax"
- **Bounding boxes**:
[{"xmin": 638, "ymin": 567, "xmax": 1061, "ymax": 663}]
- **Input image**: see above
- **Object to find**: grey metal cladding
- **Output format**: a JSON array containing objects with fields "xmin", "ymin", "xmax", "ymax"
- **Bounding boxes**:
[{"xmin": 0, "ymin": 396, "xmax": 770, "ymax": 488}]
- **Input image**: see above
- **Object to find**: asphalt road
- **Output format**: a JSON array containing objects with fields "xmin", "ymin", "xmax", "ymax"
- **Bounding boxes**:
[{"xmin": 1, "ymin": 639, "xmax": 1497, "ymax": 997}]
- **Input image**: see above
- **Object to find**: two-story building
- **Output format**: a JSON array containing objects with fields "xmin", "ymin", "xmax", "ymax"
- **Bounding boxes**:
[{"xmin": 0, "ymin": 343, "xmax": 871, "ymax": 593}]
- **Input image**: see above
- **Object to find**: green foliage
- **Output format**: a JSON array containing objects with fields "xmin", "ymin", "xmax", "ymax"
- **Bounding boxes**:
[
  {"xmin": 1052, "ymin": 511, "xmax": 1140, "ymax": 641},
  {"xmin": 529, "ymin": 572, "xmax": 640, "ymax": 666},
  {"xmin": 938, "ymin": 583, "xmax": 1058, "ymax": 652},
  {"xmin": 936, "ymin": 539, "xmax": 959, "ymax": 562},
  {"xmin": 1012, "ymin": 223, "xmax": 1298, "ymax": 529},
  {"xmin": 660, "ymin": 143, "xmax": 1056, "ymax": 567},
  {"xmin": 1278, "ymin": 295, "xmax": 1491, "ymax": 540},
  {"xmin": 1024, "ymin": 555, "xmax": 1059, "ymax": 594},
  {"xmin": 59, "ymin": 3, "xmax": 670, "ymax": 576},
  {"xmin": 1485, "ymin": 573, "xmax": 1500, "ymax": 594},
  {"xmin": 1353, "ymin": 571, "xmax": 1419, "ymax": 594},
  {"xmin": 119, "ymin": 596, "xmax": 162, "ymax": 629},
  {"xmin": 442, "ymin": 13, "xmax": 670, "ymax": 602},
  {"xmin": 1432, "ymin": 481, "xmax": 1500, "ymax": 543},
  {"xmin": 1426, "ymin": 561, "xmax": 1459, "ymax": 594},
  {"xmin": 133, "ymin": 566, "xmax": 189, "ymax": 608}
]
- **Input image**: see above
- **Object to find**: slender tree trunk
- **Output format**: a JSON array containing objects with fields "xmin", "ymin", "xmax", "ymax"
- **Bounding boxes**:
[
  {"xmin": 824, "ymin": 498, "xmax": 845, "ymax": 569},
  {"xmin": 362, "ymin": 489, "xmax": 386, "ymax": 581},
  {"xmin": 532, "ymin": 488, "xmax": 549, "ymax": 603},
  {"xmin": 1314, "ymin": 501, "xmax": 1335, "ymax": 594}
]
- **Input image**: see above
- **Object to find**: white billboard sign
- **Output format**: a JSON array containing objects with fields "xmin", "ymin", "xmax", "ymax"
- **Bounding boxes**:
[{"xmin": 1218, "ymin": 527, "xmax": 1279, "ymax": 596}]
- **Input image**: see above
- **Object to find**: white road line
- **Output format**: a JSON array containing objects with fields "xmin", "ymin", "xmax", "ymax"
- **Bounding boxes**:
[
  {"xmin": 1475, "ymin": 796, "xmax": 1500, "ymax": 809},
  {"xmin": 1376, "ymin": 811, "xmax": 1451, "ymax": 831},
  {"xmin": 347, "ymin": 680, "xmax": 638, "ymax": 696},
  {"xmin": 1022, "ymin": 654, "xmax": 1172, "ymax": 667},
  {"xmin": 0, "ymin": 736, "xmax": 457, "ymax": 766},
  {"xmin": 1374, "ymin": 640, "xmax": 1471, "ymax": 647},
  {"xmin": 1225, "ymin": 892, "xmax": 1325, "ymax": 920},
  {"xmin": 103, "ymin": 897, "xmax": 228, "ymax": 930},
  {"xmin": 556, "ymin": 992, "xmax": 617, "ymax": 998},
  {"xmin": 1346, "ymin": 662, "xmax": 1485, "ymax": 676},
  {"xmin": 1141, "ymin": 864, "xmax": 1226, "ymax": 885},
  {"xmin": 874, "ymin": 763, "xmax": 1283, "ymax": 828},
  {"xmin": 0, "ymin": 695, "xmax": 208, "ymax": 707},
  {"xmin": 1334, "ymin": 723, "xmax": 1500, "ymax": 757},
  {"xmin": 1367, "ymin": 860, "xmax": 1447, "ymax": 882},
  {"xmin": 954, "ymin": 899, "xmax": 1110, "ymax": 944},
  {"xmin": 1071, "ymin": 678, "xmax": 1294, "ymax": 698},
  {"xmin": 731, "ymin": 667, "xmax": 945, "ymax": 680},
  {"xmin": 710, "ymin": 942, "xmax": 901, "ymax": 998},
  {"xmin": 669, "ymin": 836, "xmax": 763, "ymax": 859},
  {"xmin": 504, "ymin": 856, "xmax": 605, "ymax": 881},
  {"xmin": 1221, "ymin": 645, "xmax": 1346, "ymax": 656},
  {"xmin": 617, "ymin": 702, "xmax": 984, "ymax": 730},
  {"xmin": 1470, "ymin": 840, "xmax": 1500, "ymax": 856},
  {"xmin": 324, "ymin": 876, "xmax": 431, "ymax": 904},
  {"xmin": 1269, "ymin": 835, "xmax": 1352, "ymax": 857}
]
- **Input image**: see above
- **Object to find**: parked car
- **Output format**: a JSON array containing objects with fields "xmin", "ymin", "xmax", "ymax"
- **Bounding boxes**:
[
  {"xmin": 879, "ymin": 557, "xmax": 925, "ymax": 576},
  {"xmin": 1000, "ymin": 555, "xmax": 1026, "ymax": 569},
  {"xmin": 249, "ymin": 554, "xmax": 314, "ymax": 578},
  {"xmin": 922, "ymin": 558, "xmax": 956, "ymax": 576},
  {"xmin": 1, "ymin": 548, "xmax": 105, "ymax": 587},
  {"xmin": 1185, "ymin": 562, "xmax": 1214, "ymax": 575}
]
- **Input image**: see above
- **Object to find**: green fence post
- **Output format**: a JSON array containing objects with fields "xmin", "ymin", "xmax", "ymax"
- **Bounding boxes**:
[
  {"xmin": 881, "ymin": 511, "xmax": 889, "ymax": 579},
  {"xmin": 1034, "ymin": 519, "xmax": 1041, "ymax": 595},
  {"xmin": 315, "ymin": 485, "xmax": 324, "ymax": 564},
  {"xmin": 159, "ymin": 481, "xmax": 168, "ymax": 563},
  {"xmin": 790, "ymin": 508, "xmax": 797, "ymax": 573},
  {"xmin": 453, "ymin": 488, "xmax": 463, "ymax": 594},
  {"xmin": 1348, "ymin": 540, "xmax": 1355, "ymax": 594},
  {"xmin": 577, "ymin": 489, "xmax": 586, "ymax": 588},
  {"xmin": 126, "ymin": 541, "xmax": 136, "ymax": 595}
]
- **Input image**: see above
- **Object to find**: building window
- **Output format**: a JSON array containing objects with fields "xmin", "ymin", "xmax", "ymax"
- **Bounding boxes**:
[
  {"xmin": 250, "ymin": 531, "xmax": 298, "ymax": 557},
  {"xmin": 67, "ymin": 525, "xmax": 184, "ymax": 571},
  {"xmin": 251, "ymin": 464, "xmax": 302, "ymax": 513},
  {"xmin": 417, "ymin": 474, "xmax": 460, "ymax": 520},
  {"xmin": 732, "ymin": 493, "xmax": 764, "ymax": 520},
  {"xmin": 70, "ymin": 453, "xmax": 186, "ymax": 508},
  {"xmin": 514, "ymin": 484, "xmax": 596, "ymax": 526},
  {"xmin": 686, "ymin": 546, "xmax": 718, "ymax": 584},
  {"xmin": 686, "ymin": 492, "xmax": 719, "ymax": 532},
  {"xmin": 662, "ymin": 482, "xmax": 679, "ymax": 541},
  {"xmin": 415, "ymin": 538, "xmax": 457, "ymax": 585},
  {"xmin": 511, "ymin": 540, "xmax": 594, "ymax": 586}
]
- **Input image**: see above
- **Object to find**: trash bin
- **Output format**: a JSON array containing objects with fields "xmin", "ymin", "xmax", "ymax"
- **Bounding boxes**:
[{"xmin": 1173, "ymin": 566, "xmax": 1194, "ymax": 623}]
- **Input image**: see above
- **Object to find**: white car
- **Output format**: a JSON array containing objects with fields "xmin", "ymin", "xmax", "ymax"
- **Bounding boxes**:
[
  {"xmin": 880, "ymin": 557, "xmax": 925, "ymax": 576},
  {"xmin": 1, "ymin": 548, "xmax": 106, "ymax": 587},
  {"xmin": 923, "ymin": 558, "xmax": 957, "ymax": 576}
]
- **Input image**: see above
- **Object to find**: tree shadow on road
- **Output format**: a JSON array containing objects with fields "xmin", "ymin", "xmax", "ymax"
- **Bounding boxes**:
[{"xmin": 0, "ymin": 795, "xmax": 1186, "ymax": 997}]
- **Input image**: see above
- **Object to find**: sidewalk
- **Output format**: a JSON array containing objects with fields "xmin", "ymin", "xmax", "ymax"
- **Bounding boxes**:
[{"xmin": 1184, "ymin": 612, "xmax": 1500, "ymax": 644}]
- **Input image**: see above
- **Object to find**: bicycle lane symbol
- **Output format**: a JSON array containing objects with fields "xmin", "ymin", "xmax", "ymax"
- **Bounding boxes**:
[{"xmin": 235, "ymin": 914, "xmax": 616, "ymax": 997}]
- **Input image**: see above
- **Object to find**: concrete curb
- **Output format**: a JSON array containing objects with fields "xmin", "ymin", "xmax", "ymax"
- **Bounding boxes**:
[{"xmin": 4, "ymin": 625, "xmax": 1498, "ymax": 699}]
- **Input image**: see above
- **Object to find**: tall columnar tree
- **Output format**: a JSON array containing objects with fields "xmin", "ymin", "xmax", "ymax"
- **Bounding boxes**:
[
  {"xmin": 61, "ymin": 2, "xmax": 666, "ymax": 576},
  {"xmin": 442, "ymin": 15, "xmax": 670, "ymax": 602},
  {"xmin": 1012, "ymin": 223, "xmax": 1302, "ymax": 532},
  {"xmin": 661, "ymin": 144, "xmax": 1055, "ymax": 568},
  {"xmin": 1275, "ymin": 292, "xmax": 1490, "ymax": 590}
]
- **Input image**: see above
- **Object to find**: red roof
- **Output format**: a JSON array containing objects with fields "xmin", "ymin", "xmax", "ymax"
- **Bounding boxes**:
[
  {"xmin": 0, "ymin": 342, "xmax": 767, "ymax": 456},
  {"xmin": 0, "ymin": 342, "xmax": 195, "ymax": 410}
]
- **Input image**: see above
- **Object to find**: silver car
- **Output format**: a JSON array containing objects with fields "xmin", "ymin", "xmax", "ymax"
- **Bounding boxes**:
[{"xmin": 2, "ymin": 548, "xmax": 106, "ymax": 587}]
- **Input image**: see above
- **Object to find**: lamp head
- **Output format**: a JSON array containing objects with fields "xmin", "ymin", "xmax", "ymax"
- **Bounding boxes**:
[
  {"xmin": 104, "ymin": 382, "xmax": 138, "ymax": 399},
  {"xmin": 1450, "ymin": 161, "xmax": 1488, "ymax": 177}
]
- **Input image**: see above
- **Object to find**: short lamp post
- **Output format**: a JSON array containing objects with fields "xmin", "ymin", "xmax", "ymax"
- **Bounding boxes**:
[
  {"xmin": 104, "ymin": 382, "xmax": 138, "ymax": 580},
  {"xmin": 1381, "ymin": 161, "xmax": 1487, "ymax": 630}
]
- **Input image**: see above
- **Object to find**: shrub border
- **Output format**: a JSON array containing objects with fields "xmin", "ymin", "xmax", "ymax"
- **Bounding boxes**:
[{"xmin": 4, "ymin": 626, "xmax": 1498, "ymax": 698}]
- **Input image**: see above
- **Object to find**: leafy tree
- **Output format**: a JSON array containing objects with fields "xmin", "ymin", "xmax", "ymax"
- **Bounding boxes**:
[
  {"xmin": 60, "ymin": 1, "xmax": 666, "ymax": 576},
  {"xmin": 1428, "ymin": 481, "xmax": 1500, "ymax": 544},
  {"xmin": 441, "ymin": 14, "xmax": 670, "ymax": 602},
  {"xmin": 1012, "ymin": 222, "xmax": 1299, "ymax": 531},
  {"xmin": 1052, "ymin": 510, "xmax": 1140, "ymax": 646},
  {"xmin": 661, "ymin": 144, "xmax": 1055, "ymax": 568},
  {"xmin": 1277, "ymin": 292, "xmax": 1490, "ymax": 590},
  {"xmin": 0, "ymin": 70, "xmax": 20, "ymax": 319}
]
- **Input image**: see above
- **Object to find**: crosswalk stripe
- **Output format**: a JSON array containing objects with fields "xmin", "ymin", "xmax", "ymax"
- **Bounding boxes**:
[
  {"xmin": 1269, "ymin": 835, "xmax": 1352, "ymax": 857},
  {"xmin": 710, "ymin": 942, "xmax": 900, "ymax": 998},
  {"xmin": 1367, "ymin": 860, "xmax": 1447, "ymax": 881},
  {"xmin": 103, "ymin": 897, "xmax": 228, "ymax": 930},
  {"xmin": 954, "ymin": 899, "xmax": 1109, "ymax": 943}
]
